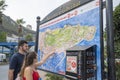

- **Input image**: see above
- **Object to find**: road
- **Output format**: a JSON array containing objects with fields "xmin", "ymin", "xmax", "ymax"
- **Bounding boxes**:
[
  {"xmin": 0, "ymin": 64, "xmax": 47, "ymax": 80},
  {"xmin": 0, "ymin": 64, "xmax": 9, "ymax": 80},
  {"xmin": 0, "ymin": 64, "xmax": 67, "ymax": 80}
]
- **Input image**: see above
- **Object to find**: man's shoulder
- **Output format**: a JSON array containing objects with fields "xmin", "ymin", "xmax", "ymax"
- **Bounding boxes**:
[
  {"xmin": 10, "ymin": 53, "xmax": 19, "ymax": 63},
  {"xmin": 12, "ymin": 53, "xmax": 19, "ymax": 58}
]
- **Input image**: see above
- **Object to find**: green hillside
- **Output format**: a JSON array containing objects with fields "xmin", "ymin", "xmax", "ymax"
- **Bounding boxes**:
[{"xmin": 1, "ymin": 14, "xmax": 36, "ymax": 37}]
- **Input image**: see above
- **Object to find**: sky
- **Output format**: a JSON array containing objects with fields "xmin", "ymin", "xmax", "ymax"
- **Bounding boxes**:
[
  {"xmin": 3, "ymin": 0, "xmax": 69, "ymax": 31},
  {"xmin": 3, "ymin": 0, "xmax": 120, "ymax": 31}
]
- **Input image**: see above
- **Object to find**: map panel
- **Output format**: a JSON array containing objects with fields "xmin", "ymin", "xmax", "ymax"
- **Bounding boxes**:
[{"xmin": 38, "ymin": 1, "xmax": 101, "ymax": 78}]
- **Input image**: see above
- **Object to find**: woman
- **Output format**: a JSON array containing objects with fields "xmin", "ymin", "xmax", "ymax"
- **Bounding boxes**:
[{"xmin": 18, "ymin": 50, "xmax": 55, "ymax": 80}]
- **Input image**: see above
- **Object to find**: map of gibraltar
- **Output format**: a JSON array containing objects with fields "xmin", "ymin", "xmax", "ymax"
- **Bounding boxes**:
[
  {"xmin": 38, "ymin": 7, "xmax": 100, "ymax": 75},
  {"xmin": 39, "ymin": 24, "xmax": 96, "ymax": 53}
]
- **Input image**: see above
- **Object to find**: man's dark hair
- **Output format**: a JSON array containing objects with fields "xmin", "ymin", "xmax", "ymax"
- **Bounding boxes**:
[{"xmin": 18, "ymin": 40, "xmax": 28, "ymax": 49}]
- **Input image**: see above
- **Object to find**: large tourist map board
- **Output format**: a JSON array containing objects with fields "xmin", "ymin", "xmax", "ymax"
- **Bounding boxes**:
[{"xmin": 38, "ymin": 0, "xmax": 101, "ymax": 80}]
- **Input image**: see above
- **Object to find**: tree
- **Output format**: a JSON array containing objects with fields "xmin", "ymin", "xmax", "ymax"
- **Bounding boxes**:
[
  {"xmin": 0, "ymin": 0, "xmax": 7, "ymax": 23},
  {"xmin": 0, "ymin": 0, "xmax": 7, "ymax": 11},
  {"xmin": 0, "ymin": 31, "xmax": 7, "ymax": 42},
  {"xmin": 16, "ymin": 19, "xmax": 26, "ymax": 39},
  {"xmin": 113, "ymin": 4, "xmax": 120, "ymax": 80},
  {"xmin": 113, "ymin": 4, "xmax": 120, "ymax": 57},
  {"xmin": 25, "ymin": 34, "xmax": 33, "ymax": 41},
  {"xmin": 16, "ymin": 18, "xmax": 26, "ymax": 25}
]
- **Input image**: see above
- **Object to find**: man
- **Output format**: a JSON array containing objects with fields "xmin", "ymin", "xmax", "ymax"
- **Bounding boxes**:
[{"xmin": 8, "ymin": 40, "xmax": 28, "ymax": 80}]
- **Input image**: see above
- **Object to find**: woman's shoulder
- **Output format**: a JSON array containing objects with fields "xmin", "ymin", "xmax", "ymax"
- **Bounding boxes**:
[
  {"xmin": 24, "ymin": 67, "xmax": 33, "ymax": 73},
  {"xmin": 24, "ymin": 67, "xmax": 33, "ymax": 79}
]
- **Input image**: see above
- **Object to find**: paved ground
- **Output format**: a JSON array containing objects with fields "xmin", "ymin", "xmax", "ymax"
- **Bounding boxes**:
[
  {"xmin": 0, "ymin": 64, "xmax": 47, "ymax": 80},
  {"xmin": 0, "ymin": 64, "xmax": 68, "ymax": 80},
  {"xmin": 0, "ymin": 64, "xmax": 9, "ymax": 80}
]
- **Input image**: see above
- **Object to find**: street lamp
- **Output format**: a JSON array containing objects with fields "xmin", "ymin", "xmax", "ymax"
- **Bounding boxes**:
[{"xmin": 35, "ymin": 16, "xmax": 40, "ymax": 52}]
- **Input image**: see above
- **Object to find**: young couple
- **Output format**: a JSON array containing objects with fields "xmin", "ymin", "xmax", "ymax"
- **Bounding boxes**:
[{"xmin": 8, "ymin": 40, "xmax": 55, "ymax": 80}]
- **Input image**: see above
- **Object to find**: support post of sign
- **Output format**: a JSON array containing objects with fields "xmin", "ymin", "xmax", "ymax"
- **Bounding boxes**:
[
  {"xmin": 35, "ymin": 16, "xmax": 40, "ymax": 52},
  {"xmin": 99, "ymin": 0, "xmax": 104, "ymax": 79},
  {"xmin": 2, "ymin": 46, "xmax": 3, "ymax": 53},
  {"xmin": 106, "ymin": 0, "xmax": 116, "ymax": 80}
]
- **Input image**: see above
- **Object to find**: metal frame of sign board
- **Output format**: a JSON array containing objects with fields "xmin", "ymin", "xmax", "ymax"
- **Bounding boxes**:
[{"xmin": 36, "ymin": 0, "xmax": 104, "ymax": 80}]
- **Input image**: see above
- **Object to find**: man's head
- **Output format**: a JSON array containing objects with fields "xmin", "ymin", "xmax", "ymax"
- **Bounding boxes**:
[{"xmin": 18, "ymin": 40, "xmax": 28, "ymax": 53}]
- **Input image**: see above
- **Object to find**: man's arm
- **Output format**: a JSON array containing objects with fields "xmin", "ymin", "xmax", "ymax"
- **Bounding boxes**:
[
  {"xmin": 8, "ymin": 54, "xmax": 17, "ymax": 80},
  {"xmin": 8, "ymin": 69, "xmax": 14, "ymax": 80}
]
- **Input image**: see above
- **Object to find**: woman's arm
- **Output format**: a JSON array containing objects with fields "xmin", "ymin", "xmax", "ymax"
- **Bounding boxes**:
[{"xmin": 35, "ymin": 50, "xmax": 55, "ymax": 67}]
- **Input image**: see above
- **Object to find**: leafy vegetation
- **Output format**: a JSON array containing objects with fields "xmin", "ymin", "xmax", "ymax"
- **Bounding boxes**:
[
  {"xmin": 0, "ymin": 31, "xmax": 7, "ymax": 42},
  {"xmin": 45, "ymin": 73, "xmax": 65, "ymax": 80},
  {"xmin": 0, "ymin": 0, "xmax": 7, "ymax": 23},
  {"xmin": 25, "ymin": 34, "xmax": 33, "ymax": 41},
  {"xmin": 16, "ymin": 18, "xmax": 26, "ymax": 25},
  {"xmin": 16, "ymin": 18, "xmax": 26, "ymax": 37},
  {"xmin": 0, "ymin": 0, "xmax": 7, "ymax": 11},
  {"xmin": 113, "ymin": 4, "xmax": 120, "ymax": 80},
  {"xmin": 113, "ymin": 4, "xmax": 120, "ymax": 57}
]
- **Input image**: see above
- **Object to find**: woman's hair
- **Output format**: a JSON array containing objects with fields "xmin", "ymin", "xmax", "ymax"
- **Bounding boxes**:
[{"xmin": 19, "ymin": 51, "xmax": 37, "ymax": 77}]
